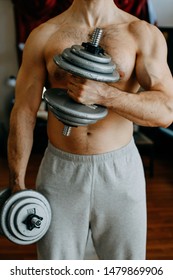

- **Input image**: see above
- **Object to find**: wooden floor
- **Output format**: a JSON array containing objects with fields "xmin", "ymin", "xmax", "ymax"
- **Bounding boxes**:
[{"xmin": 0, "ymin": 137, "xmax": 173, "ymax": 260}]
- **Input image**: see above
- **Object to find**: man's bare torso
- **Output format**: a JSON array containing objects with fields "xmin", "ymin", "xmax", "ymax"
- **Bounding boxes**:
[{"xmin": 43, "ymin": 11, "xmax": 141, "ymax": 154}]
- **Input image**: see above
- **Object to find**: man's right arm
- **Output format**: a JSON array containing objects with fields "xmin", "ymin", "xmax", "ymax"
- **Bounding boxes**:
[{"xmin": 8, "ymin": 26, "xmax": 48, "ymax": 192}]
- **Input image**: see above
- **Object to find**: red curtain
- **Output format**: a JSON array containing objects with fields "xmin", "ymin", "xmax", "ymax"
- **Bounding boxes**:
[
  {"xmin": 115, "ymin": 0, "xmax": 149, "ymax": 20},
  {"xmin": 12, "ymin": 0, "xmax": 73, "ymax": 45}
]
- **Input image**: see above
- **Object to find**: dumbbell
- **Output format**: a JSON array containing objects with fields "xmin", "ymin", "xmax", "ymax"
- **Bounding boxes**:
[
  {"xmin": 0, "ymin": 188, "xmax": 51, "ymax": 245},
  {"xmin": 43, "ymin": 28, "xmax": 120, "ymax": 136}
]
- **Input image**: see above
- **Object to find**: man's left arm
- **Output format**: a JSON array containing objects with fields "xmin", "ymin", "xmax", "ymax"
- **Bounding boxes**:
[{"xmin": 67, "ymin": 24, "xmax": 173, "ymax": 128}]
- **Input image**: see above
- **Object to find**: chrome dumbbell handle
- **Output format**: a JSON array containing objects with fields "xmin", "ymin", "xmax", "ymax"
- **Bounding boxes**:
[
  {"xmin": 91, "ymin": 28, "xmax": 103, "ymax": 47},
  {"xmin": 63, "ymin": 125, "xmax": 72, "ymax": 136}
]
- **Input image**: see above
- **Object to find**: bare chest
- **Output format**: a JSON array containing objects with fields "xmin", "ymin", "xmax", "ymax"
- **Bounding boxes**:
[{"xmin": 45, "ymin": 27, "xmax": 137, "ymax": 87}]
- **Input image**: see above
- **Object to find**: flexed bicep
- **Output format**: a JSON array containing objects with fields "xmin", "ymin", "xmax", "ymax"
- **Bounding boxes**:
[{"xmin": 135, "ymin": 24, "xmax": 172, "ymax": 92}]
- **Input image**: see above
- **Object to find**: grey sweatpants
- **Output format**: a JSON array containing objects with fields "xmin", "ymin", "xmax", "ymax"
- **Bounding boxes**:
[{"xmin": 36, "ymin": 138, "xmax": 147, "ymax": 260}]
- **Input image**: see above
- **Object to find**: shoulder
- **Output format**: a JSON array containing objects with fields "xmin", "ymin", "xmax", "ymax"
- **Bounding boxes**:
[
  {"xmin": 23, "ymin": 13, "xmax": 66, "ymax": 53},
  {"xmin": 130, "ymin": 20, "xmax": 161, "ymax": 37},
  {"xmin": 25, "ymin": 21, "xmax": 58, "ymax": 48},
  {"xmin": 129, "ymin": 20, "xmax": 167, "ymax": 53}
]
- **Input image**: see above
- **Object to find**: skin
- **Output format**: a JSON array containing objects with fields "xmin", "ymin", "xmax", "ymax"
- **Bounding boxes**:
[{"xmin": 8, "ymin": 0, "xmax": 173, "ymax": 191}]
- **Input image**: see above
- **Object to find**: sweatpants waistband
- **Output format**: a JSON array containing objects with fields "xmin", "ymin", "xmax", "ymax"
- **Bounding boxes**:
[{"xmin": 47, "ymin": 138, "xmax": 136, "ymax": 163}]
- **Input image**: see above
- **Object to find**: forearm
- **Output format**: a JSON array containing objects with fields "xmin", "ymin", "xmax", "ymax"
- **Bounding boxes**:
[
  {"xmin": 101, "ymin": 85, "xmax": 173, "ymax": 128},
  {"xmin": 68, "ymin": 75, "xmax": 173, "ymax": 128},
  {"xmin": 7, "ymin": 107, "xmax": 36, "ymax": 190}
]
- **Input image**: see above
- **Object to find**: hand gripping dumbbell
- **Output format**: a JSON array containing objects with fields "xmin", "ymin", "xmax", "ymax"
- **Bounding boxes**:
[
  {"xmin": 43, "ymin": 28, "xmax": 120, "ymax": 136},
  {"xmin": 0, "ymin": 188, "xmax": 51, "ymax": 245}
]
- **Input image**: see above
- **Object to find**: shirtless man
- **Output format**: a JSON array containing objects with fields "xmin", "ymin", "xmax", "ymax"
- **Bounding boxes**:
[{"xmin": 8, "ymin": 0, "xmax": 173, "ymax": 260}]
